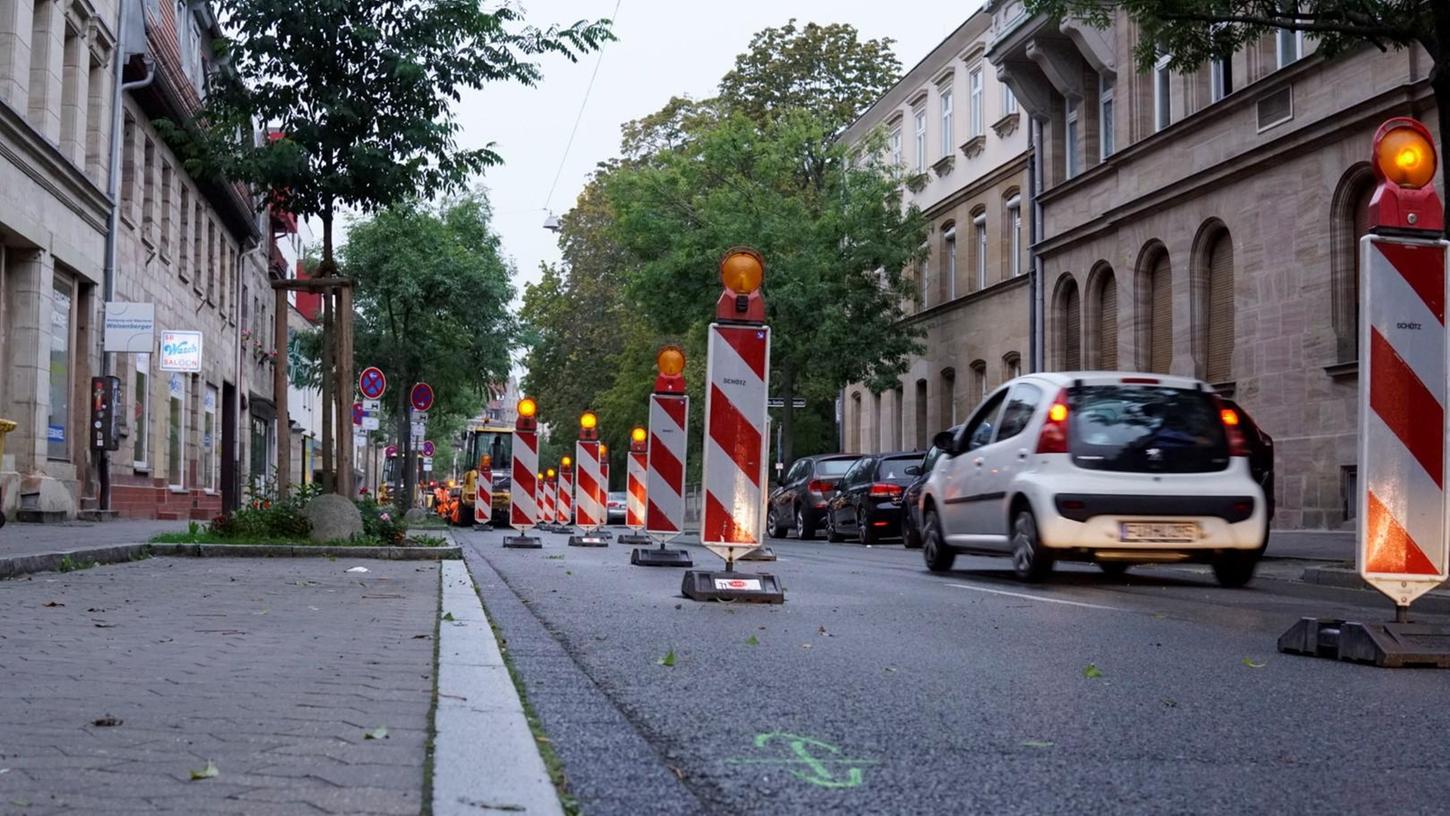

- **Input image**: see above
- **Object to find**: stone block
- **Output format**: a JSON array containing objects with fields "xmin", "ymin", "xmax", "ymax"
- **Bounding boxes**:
[{"xmin": 301, "ymin": 493, "xmax": 363, "ymax": 543}]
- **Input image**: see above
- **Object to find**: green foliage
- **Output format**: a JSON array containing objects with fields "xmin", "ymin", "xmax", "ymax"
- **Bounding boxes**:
[
  {"xmin": 356, "ymin": 496, "xmax": 408, "ymax": 545},
  {"xmin": 211, "ymin": 482, "xmax": 324, "ymax": 539}
]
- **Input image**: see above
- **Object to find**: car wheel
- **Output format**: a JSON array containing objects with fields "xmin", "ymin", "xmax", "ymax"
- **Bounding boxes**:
[
  {"xmin": 903, "ymin": 515, "xmax": 923, "ymax": 549},
  {"xmin": 1097, "ymin": 562, "xmax": 1129, "ymax": 577},
  {"xmin": 922, "ymin": 510, "xmax": 955, "ymax": 572},
  {"xmin": 826, "ymin": 514, "xmax": 845, "ymax": 542},
  {"xmin": 1212, "ymin": 551, "xmax": 1260, "ymax": 588},
  {"xmin": 795, "ymin": 506, "xmax": 815, "ymax": 541},
  {"xmin": 1010, "ymin": 509, "xmax": 1053, "ymax": 582},
  {"xmin": 767, "ymin": 506, "xmax": 789, "ymax": 539}
]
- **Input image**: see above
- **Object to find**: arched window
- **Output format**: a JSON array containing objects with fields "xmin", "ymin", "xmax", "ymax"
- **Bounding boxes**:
[
  {"xmin": 1087, "ymin": 263, "xmax": 1118, "ymax": 370},
  {"xmin": 1002, "ymin": 351, "xmax": 1022, "ymax": 381},
  {"xmin": 914, "ymin": 378, "xmax": 928, "ymax": 449},
  {"xmin": 1003, "ymin": 189, "xmax": 1023, "ymax": 279},
  {"xmin": 893, "ymin": 384, "xmax": 904, "ymax": 450},
  {"xmin": 872, "ymin": 391, "xmax": 883, "ymax": 452},
  {"xmin": 970, "ymin": 359, "xmax": 988, "ymax": 407},
  {"xmin": 1053, "ymin": 274, "xmax": 1081, "ymax": 370},
  {"xmin": 848, "ymin": 391, "xmax": 862, "ymax": 452},
  {"xmin": 939, "ymin": 367, "xmax": 957, "ymax": 428},
  {"xmin": 941, "ymin": 221, "xmax": 958, "ymax": 302},
  {"xmin": 1137, "ymin": 243, "xmax": 1173, "ymax": 373},
  {"xmin": 1331, "ymin": 164, "xmax": 1375, "ymax": 363},
  {"xmin": 1191, "ymin": 221, "xmax": 1235, "ymax": 383}
]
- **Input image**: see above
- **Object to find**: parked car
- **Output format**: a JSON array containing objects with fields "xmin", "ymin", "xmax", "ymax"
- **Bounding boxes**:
[
  {"xmin": 606, "ymin": 491, "xmax": 628, "ymax": 525},
  {"xmin": 917, "ymin": 372, "xmax": 1269, "ymax": 587},
  {"xmin": 902, "ymin": 429, "xmax": 958, "ymax": 549},
  {"xmin": 824, "ymin": 451, "xmax": 925, "ymax": 545},
  {"xmin": 766, "ymin": 454, "xmax": 862, "ymax": 540}
]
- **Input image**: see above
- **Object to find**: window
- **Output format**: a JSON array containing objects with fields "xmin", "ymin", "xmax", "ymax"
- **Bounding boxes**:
[
  {"xmin": 193, "ymin": 202, "xmax": 204, "ymax": 292},
  {"xmin": 1093, "ymin": 268, "xmax": 1119, "ymax": 370},
  {"xmin": 969, "ymin": 68, "xmax": 984, "ymax": 136},
  {"xmin": 939, "ymin": 88, "xmax": 954, "ymax": 156},
  {"xmin": 974, "ymin": 213, "xmax": 988, "ymax": 290},
  {"xmin": 1205, "ymin": 232, "xmax": 1235, "ymax": 383},
  {"xmin": 133, "ymin": 353, "xmax": 150, "ymax": 467},
  {"xmin": 28, "ymin": 0, "xmax": 54, "ymax": 126},
  {"xmin": 142, "ymin": 138, "xmax": 156, "ymax": 239},
  {"xmin": 918, "ymin": 256, "xmax": 929, "ymax": 309},
  {"xmin": 167, "ymin": 373, "xmax": 186, "ymax": 488},
  {"xmin": 913, "ymin": 109, "xmax": 927, "ymax": 172},
  {"xmin": 1148, "ymin": 253, "xmax": 1173, "ymax": 373},
  {"xmin": 48, "ymin": 275, "xmax": 74, "ymax": 461},
  {"xmin": 1099, "ymin": 77, "xmax": 1115, "ymax": 159},
  {"xmin": 203, "ymin": 385, "xmax": 218, "ymax": 490},
  {"xmin": 190, "ymin": 17, "xmax": 205, "ymax": 95},
  {"xmin": 939, "ymin": 368, "xmax": 957, "ymax": 427},
  {"xmin": 1007, "ymin": 196, "xmax": 1022, "ymax": 278},
  {"xmin": 1003, "ymin": 352, "xmax": 1022, "ymax": 381},
  {"xmin": 1003, "ymin": 83, "xmax": 1017, "ymax": 116},
  {"xmin": 86, "ymin": 51, "xmax": 106, "ymax": 176},
  {"xmin": 943, "ymin": 226, "xmax": 957, "ymax": 301},
  {"xmin": 121, "ymin": 114, "xmax": 136, "ymax": 215},
  {"xmin": 960, "ymin": 389, "xmax": 1007, "ymax": 452},
  {"xmin": 250, "ymin": 415, "xmax": 268, "ymax": 483},
  {"xmin": 1211, "ymin": 55, "xmax": 1233, "ymax": 102},
  {"xmin": 997, "ymin": 383, "xmax": 1043, "ymax": 441},
  {"xmin": 889, "ymin": 127, "xmax": 902, "ymax": 166},
  {"xmin": 160, "ymin": 162, "xmax": 173, "ymax": 260},
  {"xmin": 207, "ymin": 220, "xmax": 217, "ymax": 303},
  {"xmin": 1154, "ymin": 53, "xmax": 1172, "ymax": 132},
  {"xmin": 1277, "ymin": 24, "xmax": 1303, "ymax": 69},
  {"xmin": 1065, "ymin": 98, "xmax": 1080, "ymax": 178},
  {"xmin": 915, "ymin": 379, "xmax": 929, "ymax": 450},
  {"xmin": 1058, "ymin": 278, "xmax": 1082, "ymax": 370},
  {"xmin": 847, "ymin": 392, "xmax": 862, "ymax": 452},
  {"xmin": 178, "ymin": 186, "xmax": 190, "ymax": 280},
  {"xmin": 970, "ymin": 360, "xmax": 987, "ymax": 404}
]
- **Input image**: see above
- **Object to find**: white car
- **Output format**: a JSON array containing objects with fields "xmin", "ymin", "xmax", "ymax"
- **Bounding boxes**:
[{"xmin": 918, "ymin": 372, "xmax": 1268, "ymax": 586}]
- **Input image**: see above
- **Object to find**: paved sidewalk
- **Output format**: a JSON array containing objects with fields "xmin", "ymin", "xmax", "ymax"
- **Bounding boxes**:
[
  {"xmin": 0, "ymin": 557, "xmax": 439, "ymax": 815},
  {"xmin": 1264, "ymin": 530, "xmax": 1354, "ymax": 562},
  {"xmin": 0, "ymin": 519, "xmax": 189, "ymax": 559}
]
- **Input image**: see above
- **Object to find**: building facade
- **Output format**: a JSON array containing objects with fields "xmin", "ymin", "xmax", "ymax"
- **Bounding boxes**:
[
  {"xmin": 988, "ymin": 3, "xmax": 1441, "ymax": 529},
  {"xmin": 840, "ymin": 10, "xmax": 1032, "ymax": 455},
  {"xmin": 0, "ymin": 0, "xmax": 119, "ymax": 519}
]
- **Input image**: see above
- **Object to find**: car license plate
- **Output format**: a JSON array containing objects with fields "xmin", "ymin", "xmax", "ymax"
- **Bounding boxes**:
[{"xmin": 1119, "ymin": 522, "xmax": 1198, "ymax": 543}]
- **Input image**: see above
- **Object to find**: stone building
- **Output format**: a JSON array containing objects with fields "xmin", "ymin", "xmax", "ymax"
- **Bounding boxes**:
[
  {"xmin": 0, "ymin": 0, "xmax": 119, "ymax": 519},
  {"xmin": 987, "ymin": 2, "xmax": 1441, "ymax": 529},
  {"xmin": 839, "ymin": 9, "xmax": 1032, "ymax": 454}
]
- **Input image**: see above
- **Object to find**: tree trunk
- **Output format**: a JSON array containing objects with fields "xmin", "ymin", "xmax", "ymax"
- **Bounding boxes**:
[
  {"xmin": 397, "ymin": 382, "xmax": 416, "ymax": 515},
  {"xmin": 321, "ymin": 290, "xmax": 334, "ymax": 492},
  {"xmin": 779, "ymin": 365, "xmax": 796, "ymax": 468},
  {"xmin": 336, "ymin": 284, "xmax": 354, "ymax": 498}
]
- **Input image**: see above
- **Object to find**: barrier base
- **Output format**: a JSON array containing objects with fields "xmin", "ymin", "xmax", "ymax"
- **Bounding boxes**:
[
  {"xmin": 502, "ymin": 535, "xmax": 542, "ymax": 549},
  {"xmin": 618, "ymin": 533, "xmax": 652, "ymax": 546},
  {"xmin": 631, "ymin": 547, "xmax": 693, "ymax": 568},
  {"xmin": 568, "ymin": 534, "xmax": 608, "ymax": 547},
  {"xmin": 681, "ymin": 570, "xmax": 784, "ymax": 604},
  {"xmin": 1278, "ymin": 617, "xmax": 1450, "ymax": 668},
  {"xmin": 737, "ymin": 547, "xmax": 777, "ymax": 562}
]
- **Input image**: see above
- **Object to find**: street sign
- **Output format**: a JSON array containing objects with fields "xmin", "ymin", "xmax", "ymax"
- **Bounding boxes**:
[
  {"xmin": 103, "ymin": 302, "xmax": 154, "ymax": 353},
  {"xmin": 423, "ymin": 457, "xmax": 433, "ymax": 472},
  {"xmin": 362, "ymin": 416, "xmax": 380, "ymax": 431},
  {"xmin": 410, "ymin": 382, "xmax": 434, "ymax": 413},
  {"xmin": 158, "ymin": 330, "xmax": 203, "ymax": 372},
  {"xmin": 359, "ymin": 367, "xmax": 387, "ymax": 400},
  {"xmin": 422, "ymin": 440, "xmax": 436, "ymax": 458},
  {"xmin": 1357, "ymin": 234, "xmax": 1449, "ymax": 607},
  {"xmin": 353, "ymin": 402, "xmax": 364, "ymax": 426},
  {"xmin": 700, "ymin": 323, "xmax": 771, "ymax": 561},
  {"xmin": 363, "ymin": 399, "xmax": 380, "ymax": 413},
  {"xmin": 385, "ymin": 445, "xmax": 397, "ymax": 458},
  {"xmin": 766, "ymin": 397, "xmax": 807, "ymax": 409}
]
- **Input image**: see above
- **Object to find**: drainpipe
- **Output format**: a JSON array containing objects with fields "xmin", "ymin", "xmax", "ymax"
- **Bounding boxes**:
[
  {"xmin": 1027, "ymin": 117, "xmax": 1042, "ymax": 373},
  {"xmin": 98, "ymin": 0, "xmax": 154, "ymax": 513}
]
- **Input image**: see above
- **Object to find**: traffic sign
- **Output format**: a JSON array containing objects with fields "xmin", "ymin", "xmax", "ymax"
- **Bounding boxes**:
[
  {"xmin": 352, "ymin": 401, "xmax": 364, "ymax": 426},
  {"xmin": 359, "ymin": 367, "xmax": 387, "ymax": 400},
  {"xmin": 410, "ymin": 382, "xmax": 434, "ymax": 413},
  {"xmin": 363, "ymin": 399, "xmax": 380, "ymax": 413},
  {"xmin": 385, "ymin": 445, "xmax": 397, "ymax": 458},
  {"xmin": 362, "ymin": 416, "xmax": 380, "ymax": 431},
  {"xmin": 422, "ymin": 440, "xmax": 436, "ymax": 458}
]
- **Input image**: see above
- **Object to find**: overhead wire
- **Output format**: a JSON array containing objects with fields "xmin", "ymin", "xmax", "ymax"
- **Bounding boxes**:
[{"xmin": 543, "ymin": 0, "xmax": 624, "ymax": 214}]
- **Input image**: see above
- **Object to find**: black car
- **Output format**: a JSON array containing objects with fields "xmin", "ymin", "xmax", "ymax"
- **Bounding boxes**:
[
  {"xmin": 902, "ymin": 427, "xmax": 958, "ymax": 549},
  {"xmin": 766, "ymin": 454, "xmax": 862, "ymax": 540},
  {"xmin": 824, "ymin": 451, "xmax": 925, "ymax": 545},
  {"xmin": 1223, "ymin": 399, "xmax": 1275, "ymax": 522}
]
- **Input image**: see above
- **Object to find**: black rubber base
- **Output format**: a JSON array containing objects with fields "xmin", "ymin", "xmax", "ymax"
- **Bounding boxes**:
[
  {"xmin": 631, "ymin": 547, "xmax": 693, "ymax": 568},
  {"xmin": 681, "ymin": 570, "xmax": 785, "ymax": 603},
  {"xmin": 502, "ymin": 535, "xmax": 542, "ymax": 549},
  {"xmin": 617, "ymin": 533, "xmax": 652, "ymax": 546},
  {"xmin": 568, "ymin": 534, "xmax": 608, "ymax": 547},
  {"xmin": 737, "ymin": 546, "xmax": 777, "ymax": 562},
  {"xmin": 1278, "ymin": 617, "xmax": 1450, "ymax": 668}
]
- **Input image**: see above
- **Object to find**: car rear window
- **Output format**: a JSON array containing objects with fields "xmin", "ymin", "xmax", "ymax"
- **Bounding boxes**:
[
  {"xmin": 1069, "ymin": 385, "xmax": 1229, "ymax": 473},
  {"xmin": 816, "ymin": 458, "xmax": 858, "ymax": 477},
  {"xmin": 877, "ymin": 457, "xmax": 919, "ymax": 481}
]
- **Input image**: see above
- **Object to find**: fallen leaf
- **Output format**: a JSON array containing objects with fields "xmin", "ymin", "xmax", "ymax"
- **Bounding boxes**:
[
  {"xmin": 364, "ymin": 726, "xmax": 389, "ymax": 740},
  {"xmin": 1021, "ymin": 740, "xmax": 1055, "ymax": 749},
  {"xmin": 817, "ymin": 625, "xmax": 833, "ymax": 637},
  {"xmin": 345, "ymin": 566, "xmax": 370, "ymax": 573},
  {"xmin": 92, "ymin": 716, "xmax": 123, "ymax": 727},
  {"xmin": 674, "ymin": 603, "xmax": 683, "ymax": 610},
  {"xmin": 1242, "ymin": 657, "xmax": 1268, "ymax": 669},
  {"xmin": 1082, "ymin": 663, "xmax": 1103, "ymax": 679},
  {"xmin": 94, "ymin": 622, "xmax": 116, "ymax": 629},
  {"xmin": 884, "ymin": 667, "xmax": 898, "ymax": 673},
  {"xmin": 546, "ymin": 555, "xmax": 564, "ymax": 560},
  {"xmin": 745, "ymin": 635, "xmax": 759, "ymax": 646},
  {"xmin": 442, "ymin": 612, "xmax": 455, "ymax": 622},
  {"xmin": 658, "ymin": 648, "xmax": 677, "ymax": 667},
  {"xmin": 565, "ymin": 570, "xmax": 573, "ymax": 576},
  {"xmin": 801, "ymin": 643, "xmax": 813, "ymax": 650},
  {"xmin": 1162, "ymin": 698, "xmax": 1179, "ymax": 708},
  {"xmin": 87, "ymin": 608, "xmax": 103, "ymax": 612},
  {"xmin": 667, "ymin": 764, "xmax": 687, "ymax": 781},
  {"xmin": 43, "ymin": 601, "xmax": 63, "ymax": 607},
  {"xmin": 412, "ymin": 634, "xmax": 431, "ymax": 640},
  {"xmin": 190, "ymin": 760, "xmax": 219, "ymax": 780}
]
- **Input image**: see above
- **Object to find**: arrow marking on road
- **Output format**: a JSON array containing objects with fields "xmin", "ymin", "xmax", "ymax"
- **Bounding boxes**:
[
  {"xmin": 726, "ymin": 732, "xmax": 877, "ymax": 789},
  {"xmin": 947, "ymin": 583, "xmax": 1128, "ymax": 611}
]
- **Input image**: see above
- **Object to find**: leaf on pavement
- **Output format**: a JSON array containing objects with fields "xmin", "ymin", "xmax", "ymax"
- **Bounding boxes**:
[
  {"xmin": 92, "ymin": 715, "xmax": 123, "ymax": 727},
  {"xmin": 364, "ymin": 726, "xmax": 389, "ymax": 740},
  {"xmin": 1021, "ymin": 740, "xmax": 1055, "ymax": 749},
  {"xmin": 42, "ymin": 601, "xmax": 63, "ymax": 607},
  {"xmin": 745, "ymin": 635, "xmax": 759, "ymax": 646},
  {"xmin": 1242, "ymin": 657, "xmax": 1268, "ymax": 669},
  {"xmin": 658, "ymin": 648, "xmax": 677, "ymax": 667},
  {"xmin": 189, "ymin": 760, "xmax": 219, "ymax": 781},
  {"xmin": 442, "ymin": 612, "xmax": 455, "ymax": 622},
  {"xmin": 412, "ymin": 634, "xmax": 431, "ymax": 639},
  {"xmin": 817, "ymin": 625, "xmax": 833, "ymax": 637},
  {"xmin": 1082, "ymin": 663, "xmax": 1104, "ymax": 679}
]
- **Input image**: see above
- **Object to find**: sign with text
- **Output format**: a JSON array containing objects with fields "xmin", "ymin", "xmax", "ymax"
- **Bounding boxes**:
[
  {"xmin": 158, "ymin": 330, "xmax": 203, "ymax": 372},
  {"xmin": 103, "ymin": 302, "xmax": 154, "ymax": 353}
]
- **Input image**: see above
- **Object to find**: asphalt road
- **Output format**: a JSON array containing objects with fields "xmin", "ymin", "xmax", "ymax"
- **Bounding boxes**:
[{"xmin": 458, "ymin": 527, "xmax": 1450, "ymax": 816}]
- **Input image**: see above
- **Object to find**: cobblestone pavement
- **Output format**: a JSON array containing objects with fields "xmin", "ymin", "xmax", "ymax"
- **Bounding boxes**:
[
  {"xmin": 0, "ymin": 520, "xmax": 190, "ymax": 560},
  {"xmin": 0, "ymin": 557, "xmax": 440, "ymax": 815}
]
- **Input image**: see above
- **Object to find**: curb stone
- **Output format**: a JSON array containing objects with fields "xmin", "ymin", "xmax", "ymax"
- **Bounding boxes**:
[
  {"xmin": 1, "ymin": 542, "xmax": 460, "ymax": 579},
  {"xmin": 0, "ymin": 544, "xmax": 148, "ymax": 580}
]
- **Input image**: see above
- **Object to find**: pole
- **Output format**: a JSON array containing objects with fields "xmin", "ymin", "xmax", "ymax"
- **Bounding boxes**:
[
  {"xmin": 336, "ymin": 284, "xmax": 354, "ymax": 497},
  {"xmin": 273, "ymin": 288, "xmax": 290, "ymax": 496}
]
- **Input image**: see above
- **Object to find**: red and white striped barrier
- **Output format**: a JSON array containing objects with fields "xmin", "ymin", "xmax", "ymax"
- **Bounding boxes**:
[
  {"xmin": 647, "ymin": 395, "xmax": 688, "ymax": 537},
  {"xmin": 558, "ymin": 467, "xmax": 573, "ymax": 527},
  {"xmin": 510, "ymin": 432, "xmax": 538, "ymax": 531},
  {"xmin": 540, "ymin": 477, "xmax": 556, "ymax": 527},
  {"xmin": 627, "ymin": 450, "xmax": 647, "ymax": 531},
  {"xmin": 1358, "ymin": 234, "xmax": 1450, "ymax": 606},
  {"xmin": 575, "ymin": 441, "xmax": 604, "ymax": 531},
  {"xmin": 700, "ymin": 324, "xmax": 770, "ymax": 560},
  {"xmin": 475, "ymin": 463, "xmax": 492, "ymax": 524}
]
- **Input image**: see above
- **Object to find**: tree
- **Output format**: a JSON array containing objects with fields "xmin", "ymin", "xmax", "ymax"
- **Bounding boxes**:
[
  {"xmin": 345, "ymin": 193, "xmax": 517, "ymax": 511},
  {"xmin": 719, "ymin": 20, "xmax": 902, "ymax": 131},
  {"xmin": 1026, "ymin": 0, "xmax": 1449, "ymax": 234}
]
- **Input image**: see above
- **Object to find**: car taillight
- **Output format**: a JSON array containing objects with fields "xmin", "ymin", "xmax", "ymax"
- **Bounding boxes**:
[
  {"xmin": 1213, "ymin": 397, "xmax": 1249, "ymax": 457},
  {"xmin": 869, "ymin": 483, "xmax": 903, "ymax": 498},
  {"xmin": 808, "ymin": 480, "xmax": 834, "ymax": 494},
  {"xmin": 1036, "ymin": 388, "xmax": 1070, "ymax": 454}
]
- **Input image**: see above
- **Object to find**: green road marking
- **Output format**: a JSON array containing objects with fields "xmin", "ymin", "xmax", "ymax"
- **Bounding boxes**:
[{"xmin": 724, "ymin": 732, "xmax": 878, "ymax": 789}]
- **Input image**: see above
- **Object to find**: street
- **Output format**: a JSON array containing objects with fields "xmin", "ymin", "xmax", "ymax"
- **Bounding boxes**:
[{"xmin": 460, "ymin": 527, "xmax": 1450, "ymax": 815}]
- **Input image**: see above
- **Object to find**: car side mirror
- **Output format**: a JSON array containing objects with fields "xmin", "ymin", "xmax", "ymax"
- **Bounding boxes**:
[
  {"xmin": 932, "ymin": 430, "xmax": 956, "ymax": 455},
  {"xmin": 904, "ymin": 464, "xmax": 922, "ymax": 476}
]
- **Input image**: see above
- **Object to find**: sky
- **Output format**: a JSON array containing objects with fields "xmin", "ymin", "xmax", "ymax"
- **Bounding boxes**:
[{"xmin": 451, "ymin": 0, "xmax": 985, "ymax": 306}]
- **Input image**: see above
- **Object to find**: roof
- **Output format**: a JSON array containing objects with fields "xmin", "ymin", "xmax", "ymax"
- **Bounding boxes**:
[{"xmin": 1019, "ymin": 371, "xmax": 1211, "ymax": 390}]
